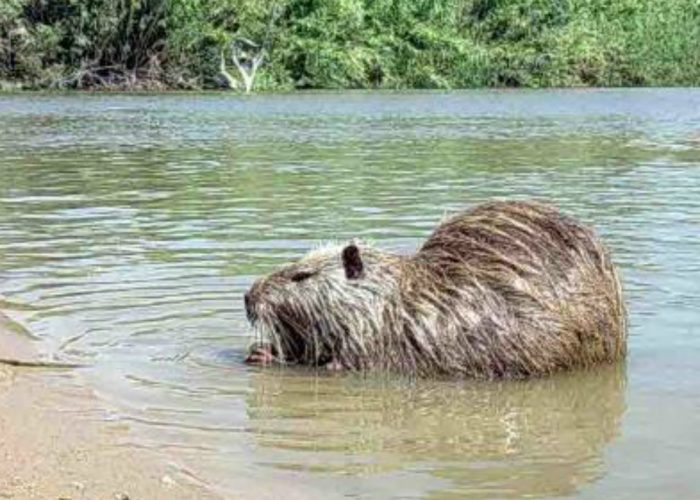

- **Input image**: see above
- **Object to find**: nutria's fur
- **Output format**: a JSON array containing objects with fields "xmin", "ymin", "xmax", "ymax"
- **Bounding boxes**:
[{"xmin": 244, "ymin": 200, "xmax": 627, "ymax": 378}]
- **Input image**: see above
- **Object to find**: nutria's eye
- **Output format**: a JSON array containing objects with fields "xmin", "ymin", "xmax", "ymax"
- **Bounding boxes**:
[{"xmin": 291, "ymin": 271, "xmax": 315, "ymax": 282}]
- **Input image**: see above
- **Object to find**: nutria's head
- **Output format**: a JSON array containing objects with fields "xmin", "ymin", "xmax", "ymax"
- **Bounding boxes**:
[{"xmin": 244, "ymin": 242, "xmax": 402, "ymax": 367}]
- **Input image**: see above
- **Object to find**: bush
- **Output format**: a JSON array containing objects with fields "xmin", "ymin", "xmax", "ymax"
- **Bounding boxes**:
[{"xmin": 1, "ymin": 0, "xmax": 699, "ymax": 90}]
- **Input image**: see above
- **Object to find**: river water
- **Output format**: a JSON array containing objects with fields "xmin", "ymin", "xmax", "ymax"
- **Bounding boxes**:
[{"xmin": 0, "ymin": 90, "xmax": 699, "ymax": 498}]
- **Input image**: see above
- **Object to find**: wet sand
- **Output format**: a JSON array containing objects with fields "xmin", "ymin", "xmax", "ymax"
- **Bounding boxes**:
[{"xmin": 0, "ymin": 311, "xmax": 218, "ymax": 499}]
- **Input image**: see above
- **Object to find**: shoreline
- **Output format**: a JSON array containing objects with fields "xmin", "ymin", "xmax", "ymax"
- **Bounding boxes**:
[
  {"xmin": 0, "ymin": 311, "xmax": 218, "ymax": 499},
  {"xmin": 1, "ymin": 86, "xmax": 697, "ymax": 96}
]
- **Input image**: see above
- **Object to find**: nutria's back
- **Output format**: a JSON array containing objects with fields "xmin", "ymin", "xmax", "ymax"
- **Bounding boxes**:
[
  {"xmin": 396, "ymin": 201, "xmax": 627, "ymax": 377},
  {"xmin": 245, "ymin": 200, "xmax": 627, "ymax": 378}
]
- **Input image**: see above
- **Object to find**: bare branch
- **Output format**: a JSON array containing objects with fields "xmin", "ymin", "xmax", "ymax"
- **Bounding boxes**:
[
  {"xmin": 220, "ymin": 3, "xmax": 283, "ymax": 93},
  {"xmin": 218, "ymin": 49, "xmax": 238, "ymax": 89},
  {"xmin": 230, "ymin": 39, "xmax": 265, "ymax": 94}
]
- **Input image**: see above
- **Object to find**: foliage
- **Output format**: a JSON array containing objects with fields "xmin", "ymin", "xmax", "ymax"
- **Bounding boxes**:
[{"xmin": 1, "ymin": 0, "xmax": 700, "ymax": 90}]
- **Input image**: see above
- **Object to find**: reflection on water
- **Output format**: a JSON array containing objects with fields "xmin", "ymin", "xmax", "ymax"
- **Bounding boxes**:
[
  {"xmin": 246, "ymin": 365, "xmax": 625, "ymax": 498},
  {"xmin": 1, "ymin": 90, "xmax": 699, "ymax": 498}
]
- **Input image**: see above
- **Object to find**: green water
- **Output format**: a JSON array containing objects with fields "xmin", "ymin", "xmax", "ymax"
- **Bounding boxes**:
[{"xmin": 1, "ymin": 90, "xmax": 699, "ymax": 498}]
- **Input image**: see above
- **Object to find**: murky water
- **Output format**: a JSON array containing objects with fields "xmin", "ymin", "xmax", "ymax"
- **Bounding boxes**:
[{"xmin": 1, "ymin": 90, "xmax": 699, "ymax": 498}]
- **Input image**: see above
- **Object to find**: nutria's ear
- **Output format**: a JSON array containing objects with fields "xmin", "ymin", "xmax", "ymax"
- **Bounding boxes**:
[{"xmin": 342, "ymin": 244, "xmax": 363, "ymax": 280}]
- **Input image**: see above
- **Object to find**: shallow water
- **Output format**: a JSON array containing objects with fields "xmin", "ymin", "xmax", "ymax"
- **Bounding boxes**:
[{"xmin": 0, "ymin": 89, "xmax": 699, "ymax": 498}]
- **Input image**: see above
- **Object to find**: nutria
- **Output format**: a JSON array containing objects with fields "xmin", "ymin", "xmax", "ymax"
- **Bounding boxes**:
[{"xmin": 244, "ymin": 200, "xmax": 627, "ymax": 378}]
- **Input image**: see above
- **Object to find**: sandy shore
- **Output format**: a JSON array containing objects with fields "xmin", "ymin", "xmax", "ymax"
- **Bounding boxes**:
[{"xmin": 0, "ymin": 311, "xmax": 219, "ymax": 499}]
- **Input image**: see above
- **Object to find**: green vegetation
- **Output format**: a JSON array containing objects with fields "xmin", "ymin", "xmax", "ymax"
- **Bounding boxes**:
[{"xmin": 2, "ymin": 0, "xmax": 700, "ymax": 91}]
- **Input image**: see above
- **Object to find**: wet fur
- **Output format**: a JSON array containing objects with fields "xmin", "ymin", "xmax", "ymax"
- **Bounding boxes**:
[{"xmin": 245, "ymin": 201, "xmax": 627, "ymax": 378}]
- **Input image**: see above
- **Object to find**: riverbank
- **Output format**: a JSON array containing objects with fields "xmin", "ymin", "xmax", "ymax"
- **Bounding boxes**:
[
  {"xmin": 0, "ymin": 311, "xmax": 216, "ymax": 499},
  {"xmin": 2, "ymin": 0, "xmax": 699, "ymax": 92}
]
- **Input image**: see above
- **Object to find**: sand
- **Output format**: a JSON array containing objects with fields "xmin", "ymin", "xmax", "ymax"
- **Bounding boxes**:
[{"xmin": 0, "ymin": 311, "xmax": 220, "ymax": 499}]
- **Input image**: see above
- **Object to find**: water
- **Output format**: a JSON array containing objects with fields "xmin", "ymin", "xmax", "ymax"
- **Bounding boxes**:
[{"xmin": 0, "ymin": 89, "xmax": 699, "ymax": 498}]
